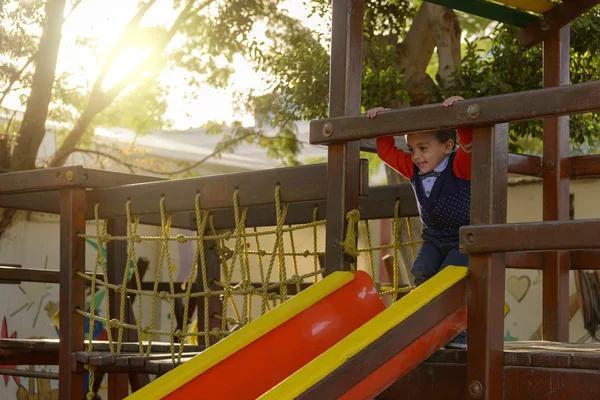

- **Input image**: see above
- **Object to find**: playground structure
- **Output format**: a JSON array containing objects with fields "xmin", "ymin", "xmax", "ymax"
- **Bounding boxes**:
[{"xmin": 0, "ymin": 0, "xmax": 600, "ymax": 399}]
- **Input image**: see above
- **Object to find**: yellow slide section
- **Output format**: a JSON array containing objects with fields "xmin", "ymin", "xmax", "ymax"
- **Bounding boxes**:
[{"xmin": 259, "ymin": 266, "xmax": 468, "ymax": 399}]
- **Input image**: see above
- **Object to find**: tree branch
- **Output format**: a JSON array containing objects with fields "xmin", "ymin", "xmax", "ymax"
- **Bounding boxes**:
[
  {"xmin": 0, "ymin": 57, "xmax": 34, "ymax": 107},
  {"xmin": 49, "ymin": 0, "xmax": 204, "ymax": 168},
  {"xmin": 92, "ymin": 0, "xmax": 159, "ymax": 94}
]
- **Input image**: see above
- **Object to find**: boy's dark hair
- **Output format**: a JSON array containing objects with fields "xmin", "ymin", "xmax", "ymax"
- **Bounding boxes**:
[{"xmin": 433, "ymin": 129, "xmax": 457, "ymax": 149}]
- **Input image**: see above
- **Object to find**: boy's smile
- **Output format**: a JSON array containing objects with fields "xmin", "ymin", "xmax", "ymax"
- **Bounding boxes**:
[{"xmin": 407, "ymin": 132, "xmax": 454, "ymax": 174}]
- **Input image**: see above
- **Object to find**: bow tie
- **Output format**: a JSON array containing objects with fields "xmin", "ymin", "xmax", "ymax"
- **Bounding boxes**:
[{"xmin": 419, "ymin": 171, "xmax": 442, "ymax": 181}]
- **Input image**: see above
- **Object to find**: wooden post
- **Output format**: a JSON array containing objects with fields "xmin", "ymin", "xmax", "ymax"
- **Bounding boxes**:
[
  {"xmin": 107, "ymin": 217, "xmax": 130, "ymax": 399},
  {"xmin": 59, "ymin": 188, "xmax": 86, "ymax": 399},
  {"xmin": 198, "ymin": 237, "xmax": 222, "ymax": 346},
  {"xmin": 324, "ymin": 0, "xmax": 365, "ymax": 275},
  {"xmin": 542, "ymin": 25, "xmax": 570, "ymax": 342},
  {"xmin": 466, "ymin": 124, "xmax": 508, "ymax": 400}
]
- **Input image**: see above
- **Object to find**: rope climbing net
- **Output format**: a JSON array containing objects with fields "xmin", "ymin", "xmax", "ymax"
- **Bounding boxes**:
[{"xmin": 74, "ymin": 185, "xmax": 421, "ymax": 397}]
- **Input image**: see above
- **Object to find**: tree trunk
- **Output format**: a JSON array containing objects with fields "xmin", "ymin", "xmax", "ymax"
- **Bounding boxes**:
[
  {"xmin": 427, "ymin": 4, "xmax": 462, "ymax": 88},
  {"xmin": 10, "ymin": 0, "xmax": 67, "ymax": 172}
]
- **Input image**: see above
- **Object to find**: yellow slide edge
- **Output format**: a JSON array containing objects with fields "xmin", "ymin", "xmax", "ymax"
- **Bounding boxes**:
[
  {"xmin": 494, "ymin": 0, "xmax": 554, "ymax": 14},
  {"xmin": 125, "ymin": 271, "xmax": 355, "ymax": 400},
  {"xmin": 259, "ymin": 265, "xmax": 468, "ymax": 400}
]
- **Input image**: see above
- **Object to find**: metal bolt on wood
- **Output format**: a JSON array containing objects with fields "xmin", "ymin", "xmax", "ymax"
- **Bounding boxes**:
[
  {"xmin": 469, "ymin": 380, "xmax": 483, "ymax": 398},
  {"xmin": 467, "ymin": 232, "xmax": 475, "ymax": 244},
  {"xmin": 546, "ymin": 160, "xmax": 556, "ymax": 170},
  {"xmin": 66, "ymin": 170, "xmax": 74, "ymax": 182},
  {"xmin": 467, "ymin": 104, "xmax": 481, "ymax": 120},
  {"xmin": 323, "ymin": 122, "xmax": 334, "ymax": 137}
]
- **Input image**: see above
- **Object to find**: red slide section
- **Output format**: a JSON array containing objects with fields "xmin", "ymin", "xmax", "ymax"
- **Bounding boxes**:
[{"xmin": 165, "ymin": 271, "xmax": 385, "ymax": 400}]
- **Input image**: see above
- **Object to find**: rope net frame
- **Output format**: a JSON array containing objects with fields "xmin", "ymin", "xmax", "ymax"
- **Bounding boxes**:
[{"xmin": 75, "ymin": 186, "xmax": 420, "ymax": 396}]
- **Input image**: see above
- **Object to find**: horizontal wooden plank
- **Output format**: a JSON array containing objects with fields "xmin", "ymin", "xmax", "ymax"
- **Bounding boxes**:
[
  {"xmin": 379, "ymin": 362, "xmax": 600, "ymax": 400},
  {"xmin": 0, "ymin": 166, "xmax": 161, "ymax": 194},
  {"xmin": 0, "ymin": 266, "xmax": 104, "ymax": 284},
  {"xmin": 85, "ymin": 162, "xmax": 370, "ymax": 219},
  {"xmin": 0, "ymin": 183, "xmax": 417, "ymax": 230},
  {"xmin": 460, "ymin": 219, "xmax": 600, "ymax": 254},
  {"xmin": 519, "ymin": 0, "xmax": 600, "ymax": 48},
  {"xmin": 570, "ymin": 155, "xmax": 600, "ymax": 178},
  {"xmin": 506, "ymin": 250, "xmax": 600, "ymax": 270},
  {"xmin": 509, "ymin": 153, "xmax": 542, "ymax": 177},
  {"xmin": 85, "ymin": 163, "xmax": 332, "ymax": 219},
  {"xmin": 207, "ymin": 183, "xmax": 418, "ymax": 229},
  {"xmin": 0, "ymin": 367, "xmax": 58, "ymax": 380},
  {"xmin": 309, "ymin": 81, "xmax": 600, "ymax": 145},
  {"xmin": 506, "ymin": 251, "xmax": 543, "ymax": 269}
]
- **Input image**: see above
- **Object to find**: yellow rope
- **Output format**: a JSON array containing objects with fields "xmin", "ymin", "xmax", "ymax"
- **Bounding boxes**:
[
  {"xmin": 79, "ymin": 185, "xmax": 426, "ymax": 362},
  {"xmin": 312, "ymin": 206, "xmax": 319, "ymax": 284},
  {"xmin": 288, "ymin": 225, "xmax": 301, "ymax": 295},
  {"xmin": 254, "ymin": 227, "xmax": 271, "ymax": 315},
  {"xmin": 342, "ymin": 209, "xmax": 360, "ymax": 258},
  {"xmin": 364, "ymin": 220, "xmax": 376, "ymax": 279},
  {"xmin": 392, "ymin": 201, "xmax": 400, "ymax": 303},
  {"xmin": 85, "ymin": 365, "xmax": 96, "ymax": 400}
]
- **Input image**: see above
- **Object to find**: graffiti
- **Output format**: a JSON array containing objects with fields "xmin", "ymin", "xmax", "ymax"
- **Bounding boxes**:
[
  {"xmin": 8, "ymin": 258, "xmax": 53, "ymax": 330},
  {"xmin": 15, "ymin": 366, "xmax": 59, "ymax": 400},
  {"xmin": 507, "ymin": 275, "xmax": 531, "ymax": 303}
]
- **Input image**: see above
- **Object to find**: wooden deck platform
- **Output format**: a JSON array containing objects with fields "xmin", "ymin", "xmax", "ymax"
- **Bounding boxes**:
[
  {"xmin": 379, "ymin": 342, "xmax": 600, "ymax": 400},
  {"xmin": 3, "ymin": 338, "xmax": 600, "ymax": 399}
]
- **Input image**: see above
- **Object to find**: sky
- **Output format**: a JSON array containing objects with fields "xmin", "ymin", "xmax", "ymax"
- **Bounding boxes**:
[{"xmin": 46, "ymin": 0, "xmax": 328, "ymax": 131}]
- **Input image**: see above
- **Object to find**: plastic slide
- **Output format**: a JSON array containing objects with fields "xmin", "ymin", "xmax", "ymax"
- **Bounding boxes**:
[
  {"xmin": 125, "ymin": 269, "xmax": 386, "ymax": 400},
  {"xmin": 126, "ymin": 266, "xmax": 467, "ymax": 400},
  {"xmin": 259, "ymin": 265, "xmax": 468, "ymax": 400}
]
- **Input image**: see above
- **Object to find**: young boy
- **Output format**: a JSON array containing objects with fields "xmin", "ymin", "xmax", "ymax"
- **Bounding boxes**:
[{"xmin": 367, "ymin": 96, "xmax": 471, "ymax": 349}]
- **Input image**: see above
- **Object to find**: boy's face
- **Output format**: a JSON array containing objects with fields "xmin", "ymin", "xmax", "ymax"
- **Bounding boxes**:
[{"xmin": 406, "ymin": 133, "xmax": 454, "ymax": 174}]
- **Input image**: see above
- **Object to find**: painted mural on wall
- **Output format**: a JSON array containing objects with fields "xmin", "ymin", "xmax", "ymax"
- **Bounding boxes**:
[
  {"xmin": 503, "ymin": 269, "xmax": 590, "ymax": 343},
  {"xmin": 0, "ymin": 238, "xmax": 110, "ymax": 400}
]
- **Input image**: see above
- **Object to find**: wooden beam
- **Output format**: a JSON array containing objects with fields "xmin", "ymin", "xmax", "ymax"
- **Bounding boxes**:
[
  {"xmin": 423, "ymin": 0, "xmax": 539, "ymax": 28},
  {"xmin": 323, "ymin": 0, "xmax": 364, "ymax": 275},
  {"xmin": 508, "ymin": 153, "xmax": 542, "ymax": 177},
  {"xmin": 542, "ymin": 24, "xmax": 570, "ymax": 342},
  {"xmin": 0, "ymin": 265, "xmax": 103, "ymax": 284},
  {"xmin": 519, "ymin": 0, "xmax": 600, "ymax": 48},
  {"xmin": 86, "ymin": 163, "xmax": 368, "ymax": 220},
  {"xmin": 0, "ymin": 166, "xmax": 160, "ymax": 194},
  {"xmin": 59, "ymin": 188, "xmax": 86, "ymax": 399},
  {"xmin": 381, "ymin": 362, "xmax": 600, "ymax": 400},
  {"xmin": 467, "ymin": 124, "xmax": 508, "ymax": 400},
  {"xmin": 461, "ymin": 219, "xmax": 600, "ymax": 254},
  {"xmin": 106, "ymin": 218, "xmax": 130, "ymax": 400},
  {"xmin": 570, "ymin": 155, "xmax": 600, "ymax": 178},
  {"xmin": 309, "ymin": 80, "xmax": 600, "ymax": 145}
]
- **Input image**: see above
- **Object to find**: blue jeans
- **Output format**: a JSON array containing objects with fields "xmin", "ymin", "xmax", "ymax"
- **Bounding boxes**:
[{"xmin": 411, "ymin": 237, "xmax": 468, "ymax": 286}]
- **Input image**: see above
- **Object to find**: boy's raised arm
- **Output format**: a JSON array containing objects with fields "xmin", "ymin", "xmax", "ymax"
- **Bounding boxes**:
[
  {"xmin": 453, "ymin": 127, "xmax": 473, "ymax": 180},
  {"xmin": 376, "ymin": 136, "xmax": 414, "ymax": 180}
]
